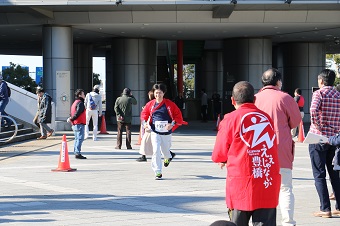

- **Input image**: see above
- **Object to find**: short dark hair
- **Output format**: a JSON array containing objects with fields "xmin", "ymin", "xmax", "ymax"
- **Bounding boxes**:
[
  {"xmin": 232, "ymin": 81, "xmax": 254, "ymax": 104},
  {"xmin": 262, "ymin": 68, "xmax": 282, "ymax": 86},
  {"xmin": 318, "ymin": 69, "xmax": 336, "ymax": 86},
  {"xmin": 75, "ymin": 89, "xmax": 84, "ymax": 98},
  {"xmin": 152, "ymin": 83, "xmax": 167, "ymax": 94},
  {"xmin": 295, "ymin": 88, "xmax": 302, "ymax": 95}
]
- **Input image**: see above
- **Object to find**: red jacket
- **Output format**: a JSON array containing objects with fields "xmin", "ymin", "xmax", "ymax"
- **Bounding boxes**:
[
  {"xmin": 70, "ymin": 99, "xmax": 86, "ymax": 125},
  {"xmin": 141, "ymin": 98, "xmax": 186, "ymax": 131},
  {"xmin": 212, "ymin": 103, "xmax": 280, "ymax": 211}
]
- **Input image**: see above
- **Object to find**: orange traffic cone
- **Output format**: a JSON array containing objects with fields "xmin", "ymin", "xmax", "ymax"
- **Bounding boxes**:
[
  {"xmin": 99, "ymin": 115, "xmax": 109, "ymax": 134},
  {"xmin": 135, "ymin": 124, "xmax": 143, "ymax": 145},
  {"xmin": 215, "ymin": 114, "xmax": 221, "ymax": 131},
  {"xmin": 297, "ymin": 121, "xmax": 305, "ymax": 142},
  {"xmin": 52, "ymin": 135, "xmax": 76, "ymax": 172}
]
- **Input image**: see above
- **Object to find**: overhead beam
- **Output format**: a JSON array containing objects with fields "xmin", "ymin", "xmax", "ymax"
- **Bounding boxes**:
[{"xmin": 212, "ymin": 5, "xmax": 235, "ymax": 19}]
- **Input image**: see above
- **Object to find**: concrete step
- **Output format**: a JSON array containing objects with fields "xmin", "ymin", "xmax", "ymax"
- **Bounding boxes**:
[{"xmin": 0, "ymin": 123, "xmax": 40, "ymax": 146}]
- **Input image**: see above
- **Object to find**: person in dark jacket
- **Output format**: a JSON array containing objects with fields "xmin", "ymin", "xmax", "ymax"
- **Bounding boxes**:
[
  {"xmin": 67, "ymin": 89, "xmax": 87, "ymax": 159},
  {"xmin": 0, "ymin": 74, "xmax": 9, "ymax": 126},
  {"xmin": 36, "ymin": 87, "xmax": 54, "ymax": 139},
  {"xmin": 327, "ymin": 135, "xmax": 340, "ymax": 171},
  {"xmin": 114, "ymin": 88, "xmax": 137, "ymax": 149}
]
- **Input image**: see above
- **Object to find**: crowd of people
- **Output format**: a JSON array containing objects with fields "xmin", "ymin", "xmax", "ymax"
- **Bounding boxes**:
[{"xmin": 2, "ymin": 67, "xmax": 340, "ymax": 225}]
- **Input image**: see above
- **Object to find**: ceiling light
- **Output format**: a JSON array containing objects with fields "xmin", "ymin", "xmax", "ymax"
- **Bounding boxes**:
[
  {"xmin": 230, "ymin": 0, "xmax": 237, "ymax": 4},
  {"xmin": 284, "ymin": 0, "xmax": 292, "ymax": 4}
]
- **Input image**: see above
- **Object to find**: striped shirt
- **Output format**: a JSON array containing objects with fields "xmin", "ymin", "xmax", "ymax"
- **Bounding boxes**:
[{"xmin": 309, "ymin": 86, "xmax": 340, "ymax": 137}]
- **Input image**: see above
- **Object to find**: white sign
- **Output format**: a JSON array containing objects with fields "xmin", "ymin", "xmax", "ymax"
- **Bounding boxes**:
[{"xmin": 56, "ymin": 71, "xmax": 71, "ymax": 117}]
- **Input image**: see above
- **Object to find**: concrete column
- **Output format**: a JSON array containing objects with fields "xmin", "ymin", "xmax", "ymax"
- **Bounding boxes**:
[
  {"xmin": 74, "ymin": 44, "xmax": 93, "ymax": 94},
  {"xmin": 109, "ymin": 38, "xmax": 157, "ymax": 125},
  {"xmin": 43, "ymin": 25, "xmax": 73, "ymax": 130},
  {"xmin": 223, "ymin": 38, "xmax": 272, "ymax": 113},
  {"xmin": 274, "ymin": 42, "xmax": 325, "ymax": 122}
]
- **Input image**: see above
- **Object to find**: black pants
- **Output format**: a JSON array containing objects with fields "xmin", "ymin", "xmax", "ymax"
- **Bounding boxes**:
[
  {"xmin": 117, "ymin": 122, "xmax": 132, "ymax": 148},
  {"xmin": 230, "ymin": 208, "xmax": 276, "ymax": 226},
  {"xmin": 201, "ymin": 105, "xmax": 208, "ymax": 122}
]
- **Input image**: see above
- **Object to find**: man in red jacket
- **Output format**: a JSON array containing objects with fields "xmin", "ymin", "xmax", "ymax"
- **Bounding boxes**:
[
  {"xmin": 67, "ymin": 89, "xmax": 87, "ymax": 159},
  {"xmin": 212, "ymin": 81, "xmax": 281, "ymax": 226}
]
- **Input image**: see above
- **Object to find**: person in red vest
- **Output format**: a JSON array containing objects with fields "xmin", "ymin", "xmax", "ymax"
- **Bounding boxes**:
[
  {"xmin": 291, "ymin": 88, "xmax": 305, "ymax": 138},
  {"xmin": 212, "ymin": 81, "xmax": 281, "ymax": 226},
  {"xmin": 67, "ymin": 89, "xmax": 87, "ymax": 159}
]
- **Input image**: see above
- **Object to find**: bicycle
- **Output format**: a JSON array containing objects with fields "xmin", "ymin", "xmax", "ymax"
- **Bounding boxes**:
[{"xmin": 0, "ymin": 114, "xmax": 18, "ymax": 143}]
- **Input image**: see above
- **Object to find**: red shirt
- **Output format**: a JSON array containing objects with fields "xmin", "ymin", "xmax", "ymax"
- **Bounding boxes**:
[
  {"xmin": 212, "ymin": 103, "xmax": 280, "ymax": 211},
  {"xmin": 255, "ymin": 86, "xmax": 301, "ymax": 169}
]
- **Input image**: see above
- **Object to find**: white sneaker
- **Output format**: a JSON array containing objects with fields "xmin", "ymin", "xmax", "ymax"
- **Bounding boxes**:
[
  {"xmin": 93, "ymin": 138, "xmax": 98, "ymax": 141},
  {"xmin": 84, "ymin": 134, "xmax": 89, "ymax": 140}
]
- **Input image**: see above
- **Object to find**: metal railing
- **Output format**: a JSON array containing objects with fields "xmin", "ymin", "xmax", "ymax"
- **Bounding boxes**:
[{"xmin": 0, "ymin": 115, "xmax": 18, "ymax": 143}]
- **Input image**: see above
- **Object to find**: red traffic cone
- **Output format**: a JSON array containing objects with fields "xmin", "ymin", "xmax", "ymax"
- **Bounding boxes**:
[
  {"xmin": 215, "ymin": 114, "xmax": 221, "ymax": 131},
  {"xmin": 52, "ymin": 135, "xmax": 76, "ymax": 172},
  {"xmin": 297, "ymin": 121, "xmax": 305, "ymax": 142},
  {"xmin": 135, "ymin": 124, "xmax": 143, "ymax": 145},
  {"xmin": 99, "ymin": 115, "xmax": 109, "ymax": 134}
]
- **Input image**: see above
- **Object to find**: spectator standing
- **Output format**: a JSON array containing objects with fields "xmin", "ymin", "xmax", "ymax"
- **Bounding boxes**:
[
  {"xmin": 36, "ymin": 87, "xmax": 54, "ymax": 139},
  {"xmin": 84, "ymin": 85, "xmax": 102, "ymax": 141},
  {"xmin": 174, "ymin": 92, "xmax": 185, "ymax": 114},
  {"xmin": 201, "ymin": 89, "xmax": 208, "ymax": 122},
  {"xmin": 141, "ymin": 83, "xmax": 184, "ymax": 179},
  {"xmin": 212, "ymin": 92, "xmax": 221, "ymax": 121},
  {"xmin": 114, "ymin": 88, "xmax": 137, "ymax": 150},
  {"xmin": 308, "ymin": 69, "xmax": 340, "ymax": 218},
  {"xmin": 291, "ymin": 88, "xmax": 305, "ymax": 137},
  {"xmin": 67, "ymin": 89, "xmax": 87, "ymax": 159},
  {"xmin": 212, "ymin": 81, "xmax": 281, "ymax": 226},
  {"xmin": 254, "ymin": 68, "xmax": 301, "ymax": 226},
  {"xmin": 0, "ymin": 74, "xmax": 10, "ymax": 126}
]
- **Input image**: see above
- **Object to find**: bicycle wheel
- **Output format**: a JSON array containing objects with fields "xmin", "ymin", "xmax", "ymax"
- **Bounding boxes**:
[{"xmin": 0, "ymin": 115, "xmax": 18, "ymax": 143}]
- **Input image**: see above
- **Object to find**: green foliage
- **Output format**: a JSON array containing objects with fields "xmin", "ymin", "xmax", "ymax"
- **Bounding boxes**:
[
  {"xmin": 335, "ymin": 77, "xmax": 340, "ymax": 87},
  {"xmin": 2, "ymin": 62, "xmax": 37, "ymax": 93},
  {"xmin": 174, "ymin": 64, "xmax": 195, "ymax": 99},
  {"xmin": 326, "ymin": 54, "xmax": 340, "ymax": 64},
  {"xmin": 93, "ymin": 72, "xmax": 101, "ymax": 86}
]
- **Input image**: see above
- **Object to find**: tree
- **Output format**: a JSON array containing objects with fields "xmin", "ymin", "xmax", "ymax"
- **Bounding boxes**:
[
  {"xmin": 2, "ymin": 62, "xmax": 37, "ymax": 93},
  {"xmin": 93, "ymin": 72, "xmax": 101, "ymax": 86},
  {"xmin": 174, "ymin": 64, "xmax": 195, "ymax": 99}
]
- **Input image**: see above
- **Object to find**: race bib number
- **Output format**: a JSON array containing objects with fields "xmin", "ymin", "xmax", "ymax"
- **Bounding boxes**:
[{"xmin": 155, "ymin": 121, "xmax": 168, "ymax": 133}]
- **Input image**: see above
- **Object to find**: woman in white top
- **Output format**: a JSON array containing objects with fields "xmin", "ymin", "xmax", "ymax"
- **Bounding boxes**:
[{"xmin": 84, "ymin": 85, "xmax": 103, "ymax": 140}]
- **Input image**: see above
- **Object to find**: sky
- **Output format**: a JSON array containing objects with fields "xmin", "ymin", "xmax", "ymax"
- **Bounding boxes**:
[{"xmin": 0, "ymin": 55, "xmax": 106, "ymax": 81}]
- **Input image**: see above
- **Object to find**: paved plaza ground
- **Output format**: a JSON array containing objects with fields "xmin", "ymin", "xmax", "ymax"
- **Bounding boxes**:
[{"xmin": 0, "ymin": 121, "xmax": 340, "ymax": 225}]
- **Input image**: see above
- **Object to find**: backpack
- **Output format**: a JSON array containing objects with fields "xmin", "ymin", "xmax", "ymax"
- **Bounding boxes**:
[{"xmin": 89, "ymin": 95, "xmax": 97, "ymax": 110}]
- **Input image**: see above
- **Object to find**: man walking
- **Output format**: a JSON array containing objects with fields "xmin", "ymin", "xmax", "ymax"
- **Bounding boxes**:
[
  {"xmin": 36, "ymin": 87, "xmax": 54, "ymax": 139},
  {"xmin": 114, "ymin": 88, "xmax": 137, "ymax": 149},
  {"xmin": 255, "ymin": 68, "xmax": 301, "ymax": 226},
  {"xmin": 308, "ymin": 69, "xmax": 340, "ymax": 218},
  {"xmin": 212, "ymin": 81, "xmax": 281, "ymax": 226}
]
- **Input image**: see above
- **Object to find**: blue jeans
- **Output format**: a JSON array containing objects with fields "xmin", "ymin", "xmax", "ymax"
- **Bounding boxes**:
[
  {"xmin": 72, "ymin": 124, "xmax": 85, "ymax": 155},
  {"xmin": 309, "ymin": 143, "xmax": 340, "ymax": 211},
  {"xmin": 0, "ymin": 98, "xmax": 9, "ymax": 125}
]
